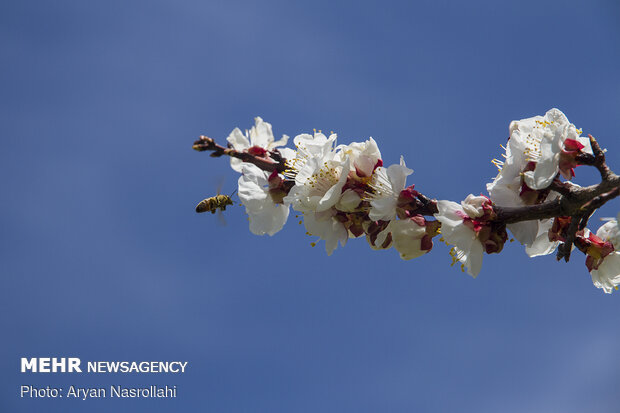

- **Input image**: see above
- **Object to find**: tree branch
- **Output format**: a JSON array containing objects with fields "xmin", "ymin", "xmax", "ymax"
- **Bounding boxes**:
[
  {"xmin": 192, "ymin": 135, "xmax": 287, "ymax": 173},
  {"xmin": 193, "ymin": 132, "xmax": 619, "ymax": 262}
]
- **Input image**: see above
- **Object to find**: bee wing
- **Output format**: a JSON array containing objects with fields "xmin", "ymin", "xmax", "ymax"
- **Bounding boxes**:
[
  {"xmin": 215, "ymin": 176, "xmax": 225, "ymax": 196},
  {"xmin": 217, "ymin": 209, "xmax": 227, "ymax": 226}
]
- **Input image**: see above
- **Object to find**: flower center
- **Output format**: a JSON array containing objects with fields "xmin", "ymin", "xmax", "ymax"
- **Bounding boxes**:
[
  {"xmin": 307, "ymin": 162, "xmax": 340, "ymax": 194},
  {"xmin": 366, "ymin": 170, "xmax": 396, "ymax": 200}
]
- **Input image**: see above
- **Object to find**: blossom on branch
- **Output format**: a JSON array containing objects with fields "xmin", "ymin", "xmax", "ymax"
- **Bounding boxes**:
[
  {"xmin": 283, "ymin": 133, "xmax": 350, "ymax": 213},
  {"xmin": 487, "ymin": 108, "xmax": 591, "ymax": 255},
  {"xmin": 389, "ymin": 217, "xmax": 436, "ymax": 260},
  {"xmin": 227, "ymin": 117, "xmax": 293, "ymax": 172},
  {"xmin": 238, "ymin": 164, "xmax": 290, "ymax": 236},
  {"xmin": 579, "ymin": 216, "xmax": 620, "ymax": 293},
  {"xmin": 510, "ymin": 108, "xmax": 591, "ymax": 190},
  {"xmin": 435, "ymin": 195, "xmax": 507, "ymax": 277},
  {"xmin": 367, "ymin": 157, "xmax": 414, "ymax": 222},
  {"xmin": 194, "ymin": 113, "xmax": 619, "ymax": 293}
]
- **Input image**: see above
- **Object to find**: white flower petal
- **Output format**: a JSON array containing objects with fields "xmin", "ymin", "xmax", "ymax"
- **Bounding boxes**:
[
  {"xmin": 316, "ymin": 157, "xmax": 350, "ymax": 212},
  {"xmin": 248, "ymin": 203, "xmax": 289, "ymax": 236},
  {"xmin": 227, "ymin": 127, "xmax": 250, "ymax": 150},
  {"xmin": 278, "ymin": 147, "xmax": 296, "ymax": 161},
  {"xmin": 387, "ymin": 156, "xmax": 413, "ymax": 192},
  {"xmin": 466, "ymin": 240, "xmax": 484, "ymax": 277},
  {"xmin": 524, "ymin": 219, "xmax": 559, "ymax": 257},
  {"xmin": 435, "ymin": 200, "xmax": 484, "ymax": 277},
  {"xmin": 238, "ymin": 164, "xmax": 289, "ymax": 236},
  {"xmin": 436, "ymin": 200, "xmax": 465, "ymax": 229},
  {"xmin": 389, "ymin": 219, "xmax": 427, "ymax": 261},
  {"xmin": 271, "ymin": 134, "xmax": 289, "ymax": 149},
  {"xmin": 591, "ymin": 253, "xmax": 620, "ymax": 294},
  {"xmin": 336, "ymin": 189, "xmax": 361, "ymax": 212},
  {"xmin": 304, "ymin": 211, "xmax": 348, "ymax": 256},
  {"xmin": 461, "ymin": 194, "xmax": 488, "ymax": 218},
  {"xmin": 596, "ymin": 218, "xmax": 620, "ymax": 248},
  {"xmin": 507, "ymin": 221, "xmax": 539, "ymax": 247},
  {"xmin": 524, "ymin": 142, "xmax": 559, "ymax": 190},
  {"xmin": 369, "ymin": 195, "xmax": 398, "ymax": 221},
  {"xmin": 248, "ymin": 116, "xmax": 273, "ymax": 148}
]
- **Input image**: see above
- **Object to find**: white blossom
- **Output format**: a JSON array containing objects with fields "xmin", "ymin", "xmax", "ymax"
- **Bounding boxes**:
[
  {"xmin": 524, "ymin": 219, "xmax": 560, "ymax": 257},
  {"xmin": 597, "ymin": 213, "xmax": 620, "ymax": 247},
  {"xmin": 336, "ymin": 137, "xmax": 382, "ymax": 180},
  {"xmin": 389, "ymin": 218, "xmax": 429, "ymax": 261},
  {"xmin": 238, "ymin": 164, "xmax": 289, "ymax": 236},
  {"xmin": 283, "ymin": 132, "xmax": 350, "ymax": 213},
  {"xmin": 303, "ymin": 209, "xmax": 348, "ymax": 256},
  {"xmin": 227, "ymin": 117, "xmax": 291, "ymax": 172},
  {"xmin": 509, "ymin": 108, "xmax": 591, "ymax": 190},
  {"xmin": 486, "ymin": 109, "xmax": 581, "ymax": 254},
  {"xmin": 590, "ymin": 216, "xmax": 620, "ymax": 294},
  {"xmin": 591, "ymin": 254, "xmax": 620, "ymax": 294},
  {"xmin": 435, "ymin": 199, "xmax": 484, "ymax": 277},
  {"xmin": 368, "ymin": 157, "xmax": 413, "ymax": 221},
  {"xmin": 336, "ymin": 189, "xmax": 362, "ymax": 212}
]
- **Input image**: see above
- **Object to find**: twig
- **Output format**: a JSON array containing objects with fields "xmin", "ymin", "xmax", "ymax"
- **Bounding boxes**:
[
  {"xmin": 192, "ymin": 136, "xmax": 287, "ymax": 173},
  {"xmin": 575, "ymin": 135, "xmax": 611, "ymax": 180},
  {"xmin": 557, "ymin": 215, "xmax": 580, "ymax": 262}
]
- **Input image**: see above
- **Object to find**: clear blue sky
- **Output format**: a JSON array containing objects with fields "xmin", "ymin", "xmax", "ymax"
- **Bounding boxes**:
[{"xmin": 1, "ymin": 0, "xmax": 620, "ymax": 412}]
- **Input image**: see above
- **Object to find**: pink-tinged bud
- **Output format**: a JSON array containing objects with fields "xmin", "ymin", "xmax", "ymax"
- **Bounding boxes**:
[{"xmin": 248, "ymin": 146, "xmax": 268, "ymax": 156}]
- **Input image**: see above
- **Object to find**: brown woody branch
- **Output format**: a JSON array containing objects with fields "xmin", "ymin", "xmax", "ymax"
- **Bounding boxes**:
[
  {"xmin": 575, "ymin": 135, "xmax": 612, "ymax": 180},
  {"xmin": 192, "ymin": 135, "xmax": 287, "ymax": 173}
]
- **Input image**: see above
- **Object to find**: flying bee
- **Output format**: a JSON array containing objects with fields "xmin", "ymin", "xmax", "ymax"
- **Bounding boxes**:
[
  {"xmin": 196, "ymin": 178, "xmax": 237, "ymax": 225},
  {"xmin": 195, "ymin": 194, "xmax": 234, "ymax": 214}
]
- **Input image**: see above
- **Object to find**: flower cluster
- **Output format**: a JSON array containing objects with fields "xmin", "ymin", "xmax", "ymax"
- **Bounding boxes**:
[
  {"xmin": 226, "ymin": 117, "xmax": 440, "ymax": 260},
  {"xmin": 205, "ymin": 109, "xmax": 618, "ymax": 293},
  {"xmin": 487, "ymin": 108, "xmax": 592, "ymax": 256}
]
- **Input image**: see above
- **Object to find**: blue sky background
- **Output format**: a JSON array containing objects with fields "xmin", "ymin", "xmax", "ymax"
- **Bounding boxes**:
[{"xmin": 1, "ymin": 0, "xmax": 620, "ymax": 411}]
